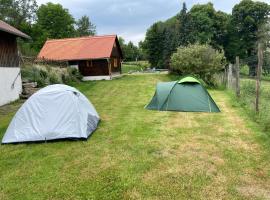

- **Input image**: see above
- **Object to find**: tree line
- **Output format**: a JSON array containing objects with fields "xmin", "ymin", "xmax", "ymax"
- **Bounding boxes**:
[
  {"xmin": 141, "ymin": 0, "xmax": 270, "ymax": 76},
  {"xmin": 0, "ymin": 0, "xmax": 144, "ymax": 61},
  {"xmin": 0, "ymin": 0, "xmax": 96, "ymax": 54}
]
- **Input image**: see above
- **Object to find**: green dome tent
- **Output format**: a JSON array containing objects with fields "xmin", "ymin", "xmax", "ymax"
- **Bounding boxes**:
[{"xmin": 146, "ymin": 76, "xmax": 220, "ymax": 112}]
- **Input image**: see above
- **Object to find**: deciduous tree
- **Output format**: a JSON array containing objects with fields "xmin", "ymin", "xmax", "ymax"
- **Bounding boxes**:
[
  {"xmin": 171, "ymin": 43, "xmax": 225, "ymax": 84},
  {"xmin": 76, "ymin": 15, "xmax": 96, "ymax": 37},
  {"xmin": 33, "ymin": 3, "xmax": 76, "ymax": 49},
  {"xmin": 230, "ymin": 0, "xmax": 270, "ymax": 76}
]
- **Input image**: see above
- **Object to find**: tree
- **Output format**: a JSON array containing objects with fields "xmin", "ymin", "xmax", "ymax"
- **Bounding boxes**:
[
  {"xmin": 143, "ymin": 22, "xmax": 165, "ymax": 67},
  {"xmin": 162, "ymin": 27, "xmax": 176, "ymax": 68},
  {"xmin": 76, "ymin": 15, "xmax": 96, "ymax": 36},
  {"xmin": 138, "ymin": 41, "xmax": 147, "ymax": 60},
  {"xmin": 176, "ymin": 2, "xmax": 192, "ymax": 46},
  {"xmin": 188, "ymin": 3, "xmax": 216, "ymax": 44},
  {"xmin": 118, "ymin": 37, "xmax": 141, "ymax": 61},
  {"xmin": 171, "ymin": 43, "xmax": 225, "ymax": 84},
  {"xmin": 230, "ymin": 0, "xmax": 270, "ymax": 76},
  {"xmin": 211, "ymin": 11, "xmax": 230, "ymax": 50},
  {"xmin": 0, "ymin": 0, "xmax": 37, "ymax": 32},
  {"xmin": 142, "ymin": 2, "xmax": 229, "ymax": 69},
  {"xmin": 126, "ymin": 41, "xmax": 140, "ymax": 61},
  {"xmin": 33, "ymin": 3, "xmax": 76, "ymax": 49}
]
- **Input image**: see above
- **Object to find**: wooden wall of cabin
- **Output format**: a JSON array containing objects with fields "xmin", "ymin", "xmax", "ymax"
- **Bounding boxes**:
[
  {"xmin": 110, "ymin": 58, "xmax": 121, "ymax": 73},
  {"xmin": 110, "ymin": 41, "xmax": 122, "ymax": 73},
  {"xmin": 0, "ymin": 31, "xmax": 19, "ymax": 67},
  {"xmin": 78, "ymin": 59, "xmax": 109, "ymax": 76}
]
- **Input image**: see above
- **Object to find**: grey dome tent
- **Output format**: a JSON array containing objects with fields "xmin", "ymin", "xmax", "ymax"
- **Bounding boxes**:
[
  {"xmin": 146, "ymin": 76, "xmax": 220, "ymax": 112},
  {"xmin": 2, "ymin": 84, "xmax": 100, "ymax": 144}
]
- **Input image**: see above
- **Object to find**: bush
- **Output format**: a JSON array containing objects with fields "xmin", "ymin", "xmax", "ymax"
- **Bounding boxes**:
[
  {"xmin": 48, "ymin": 72, "xmax": 62, "ymax": 84},
  {"xmin": 68, "ymin": 68, "xmax": 83, "ymax": 81},
  {"xmin": 240, "ymin": 65, "xmax": 249, "ymax": 76},
  {"xmin": 21, "ymin": 65, "xmax": 82, "ymax": 87},
  {"xmin": 170, "ymin": 43, "xmax": 225, "ymax": 86},
  {"xmin": 21, "ymin": 66, "xmax": 47, "ymax": 87}
]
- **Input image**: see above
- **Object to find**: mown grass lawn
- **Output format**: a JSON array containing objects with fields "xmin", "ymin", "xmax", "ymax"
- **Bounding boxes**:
[{"xmin": 0, "ymin": 74, "xmax": 270, "ymax": 200}]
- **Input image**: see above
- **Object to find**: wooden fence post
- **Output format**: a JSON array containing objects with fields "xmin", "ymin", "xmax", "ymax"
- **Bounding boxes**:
[
  {"xmin": 227, "ymin": 64, "xmax": 233, "ymax": 89},
  {"xmin": 255, "ymin": 43, "xmax": 263, "ymax": 113},
  {"xmin": 235, "ymin": 56, "xmax": 240, "ymax": 97}
]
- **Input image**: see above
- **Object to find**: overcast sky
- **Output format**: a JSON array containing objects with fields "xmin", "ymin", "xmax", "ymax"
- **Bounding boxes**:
[{"xmin": 36, "ymin": 0, "xmax": 270, "ymax": 45}]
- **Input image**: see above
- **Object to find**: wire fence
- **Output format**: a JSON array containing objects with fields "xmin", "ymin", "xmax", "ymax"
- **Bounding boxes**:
[{"xmin": 225, "ymin": 43, "xmax": 270, "ymax": 131}]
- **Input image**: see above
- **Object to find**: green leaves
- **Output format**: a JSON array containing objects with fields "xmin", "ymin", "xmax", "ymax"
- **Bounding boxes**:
[
  {"xmin": 143, "ymin": 2, "xmax": 230, "ymax": 69},
  {"xmin": 36, "ymin": 3, "xmax": 76, "ymax": 39},
  {"xmin": 170, "ymin": 43, "xmax": 225, "ymax": 76},
  {"xmin": 76, "ymin": 15, "xmax": 96, "ymax": 37}
]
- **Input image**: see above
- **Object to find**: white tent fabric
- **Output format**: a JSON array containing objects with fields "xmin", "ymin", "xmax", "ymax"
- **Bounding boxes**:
[{"xmin": 2, "ymin": 84, "xmax": 100, "ymax": 144}]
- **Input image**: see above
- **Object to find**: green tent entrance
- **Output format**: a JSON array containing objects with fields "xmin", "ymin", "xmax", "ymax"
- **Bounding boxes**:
[{"xmin": 146, "ymin": 76, "xmax": 220, "ymax": 112}]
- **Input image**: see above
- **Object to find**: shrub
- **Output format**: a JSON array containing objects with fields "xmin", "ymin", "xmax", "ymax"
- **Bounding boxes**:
[
  {"xmin": 67, "ymin": 68, "xmax": 83, "ymax": 81},
  {"xmin": 170, "ymin": 43, "xmax": 225, "ymax": 86},
  {"xmin": 21, "ymin": 66, "xmax": 47, "ymax": 87},
  {"xmin": 240, "ymin": 65, "xmax": 249, "ymax": 76},
  {"xmin": 48, "ymin": 72, "xmax": 62, "ymax": 84},
  {"xmin": 21, "ymin": 65, "xmax": 82, "ymax": 87}
]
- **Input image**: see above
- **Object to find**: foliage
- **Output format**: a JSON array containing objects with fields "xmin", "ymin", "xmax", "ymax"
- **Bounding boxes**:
[
  {"xmin": 142, "ymin": 2, "xmax": 230, "ymax": 69},
  {"xmin": 143, "ymin": 22, "xmax": 165, "ymax": 68},
  {"xmin": 240, "ymin": 65, "xmax": 249, "ymax": 76},
  {"xmin": 67, "ymin": 67, "xmax": 83, "ymax": 81},
  {"xmin": 228, "ymin": 0, "xmax": 270, "ymax": 75},
  {"xmin": 32, "ymin": 3, "xmax": 76, "ymax": 49},
  {"xmin": 176, "ymin": 2, "xmax": 191, "ymax": 47},
  {"xmin": 170, "ymin": 43, "xmax": 225, "ymax": 85},
  {"xmin": 21, "ymin": 65, "xmax": 82, "ymax": 87},
  {"xmin": 76, "ymin": 15, "xmax": 96, "ymax": 37},
  {"xmin": 17, "ymin": 38, "xmax": 38, "ymax": 56},
  {"xmin": 118, "ymin": 37, "xmax": 144, "ymax": 61},
  {"xmin": 188, "ymin": 3, "xmax": 216, "ymax": 44},
  {"xmin": 0, "ymin": 0, "xmax": 37, "ymax": 31},
  {"xmin": 142, "ymin": 0, "xmax": 270, "ymax": 74},
  {"xmin": 0, "ymin": 1, "xmax": 95, "ymax": 54}
]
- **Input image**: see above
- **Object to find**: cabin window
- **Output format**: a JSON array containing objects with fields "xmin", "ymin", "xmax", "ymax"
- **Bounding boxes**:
[{"xmin": 113, "ymin": 58, "xmax": 118, "ymax": 68}]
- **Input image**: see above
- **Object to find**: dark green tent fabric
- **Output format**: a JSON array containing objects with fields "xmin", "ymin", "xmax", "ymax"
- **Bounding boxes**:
[{"xmin": 146, "ymin": 76, "xmax": 220, "ymax": 112}]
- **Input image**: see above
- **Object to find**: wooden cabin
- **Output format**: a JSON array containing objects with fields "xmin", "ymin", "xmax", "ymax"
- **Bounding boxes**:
[
  {"xmin": 0, "ymin": 20, "xmax": 30, "ymax": 106},
  {"xmin": 38, "ymin": 35, "xmax": 123, "ymax": 80}
]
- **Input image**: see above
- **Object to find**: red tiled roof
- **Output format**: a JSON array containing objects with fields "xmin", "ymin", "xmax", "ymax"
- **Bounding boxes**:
[
  {"xmin": 0, "ymin": 20, "xmax": 30, "ymax": 39},
  {"xmin": 37, "ymin": 35, "xmax": 122, "ymax": 61}
]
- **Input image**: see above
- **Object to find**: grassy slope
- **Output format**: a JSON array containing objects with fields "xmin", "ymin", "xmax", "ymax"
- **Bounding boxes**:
[{"xmin": 0, "ymin": 74, "xmax": 269, "ymax": 200}]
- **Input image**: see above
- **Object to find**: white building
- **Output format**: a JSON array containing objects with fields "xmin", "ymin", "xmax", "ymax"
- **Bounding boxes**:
[{"xmin": 0, "ymin": 20, "xmax": 30, "ymax": 106}]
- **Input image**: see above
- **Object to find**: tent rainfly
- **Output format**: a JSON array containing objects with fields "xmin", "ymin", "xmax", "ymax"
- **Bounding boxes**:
[
  {"xmin": 2, "ymin": 84, "xmax": 100, "ymax": 144},
  {"xmin": 146, "ymin": 76, "xmax": 220, "ymax": 112}
]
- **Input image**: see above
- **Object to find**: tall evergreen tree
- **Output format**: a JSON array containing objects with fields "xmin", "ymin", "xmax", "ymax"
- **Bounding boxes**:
[
  {"xmin": 162, "ymin": 27, "xmax": 176, "ymax": 68},
  {"xmin": 144, "ymin": 22, "xmax": 164, "ymax": 67},
  {"xmin": 177, "ymin": 2, "xmax": 192, "ymax": 46}
]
